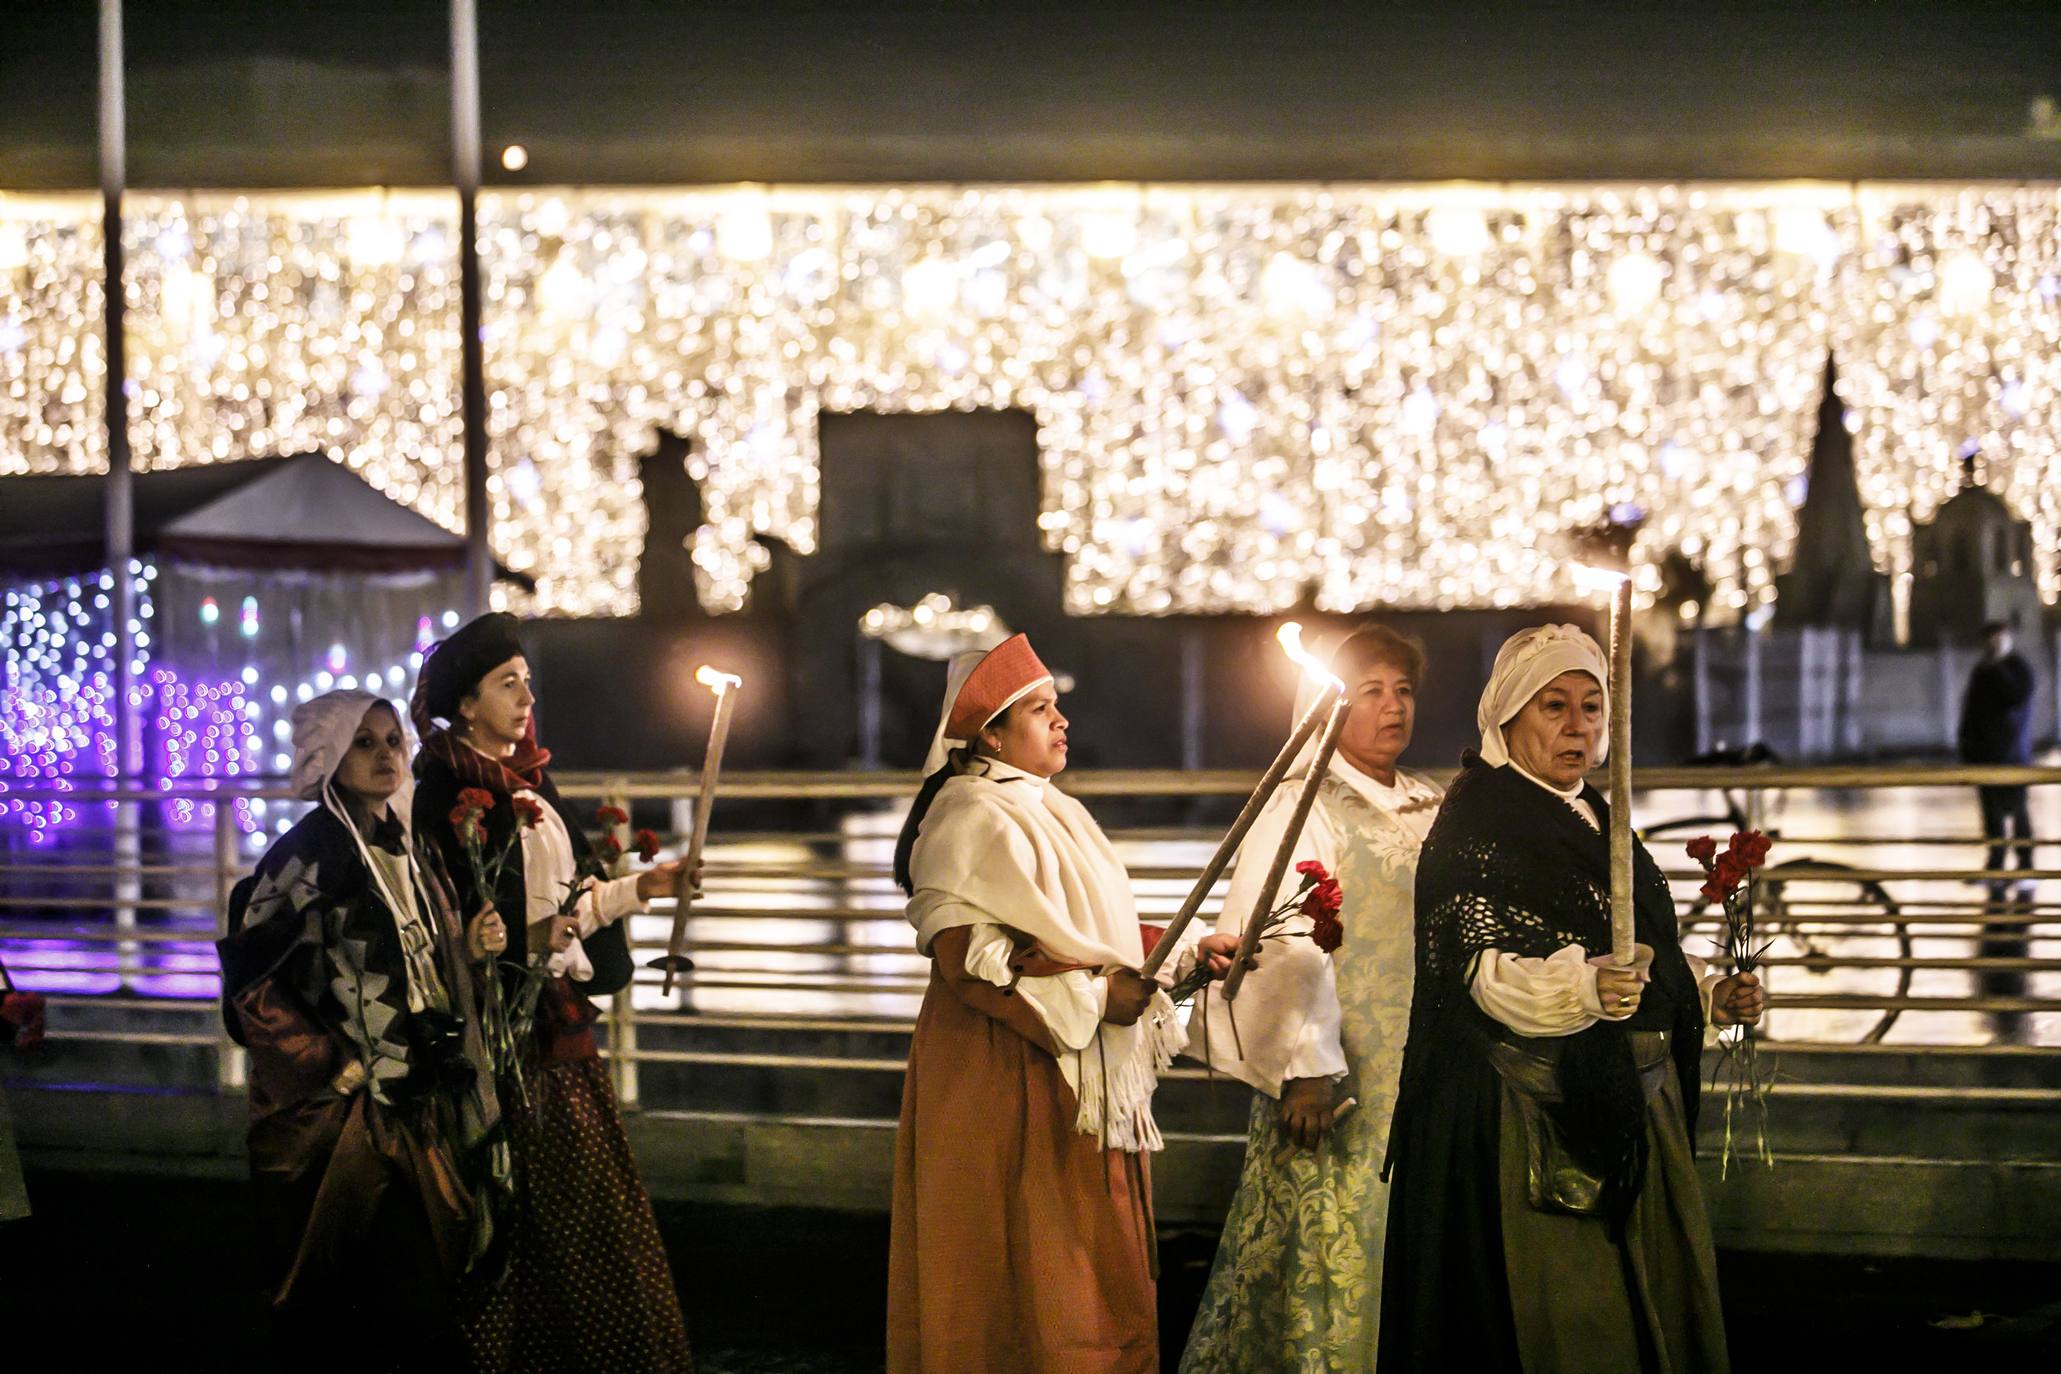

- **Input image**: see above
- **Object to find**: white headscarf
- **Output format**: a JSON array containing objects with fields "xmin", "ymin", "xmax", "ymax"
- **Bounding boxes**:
[
  {"xmin": 920, "ymin": 649, "xmax": 1053, "ymax": 775},
  {"xmin": 291, "ymin": 688, "xmax": 416, "ymax": 835},
  {"xmin": 291, "ymin": 690, "xmax": 395, "ymax": 799},
  {"xmin": 289, "ymin": 690, "xmax": 428, "ymax": 963},
  {"xmin": 1477, "ymin": 624, "xmax": 1610, "ymax": 768}
]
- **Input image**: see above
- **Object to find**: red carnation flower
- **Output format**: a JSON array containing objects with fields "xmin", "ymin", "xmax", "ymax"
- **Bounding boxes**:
[
  {"xmin": 1712, "ymin": 854, "xmax": 1747, "ymax": 896},
  {"xmin": 633, "ymin": 828, "xmax": 662, "ymax": 863},
  {"xmin": 595, "ymin": 805, "xmax": 630, "ymax": 829},
  {"xmin": 511, "ymin": 796, "xmax": 545, "ymax": 829},
  {"xmin": 596, "ymin": 831, "xmax": 623, "ymax": 862},
  {"xmin": 1310, "ymin": 912, "xmax": 1344, "ymax": 954},
  {"xmin": 1685, "ymin": 836, "xmax": 1719, "ymax": 866},
  {"xmin": 1294, "ymin": 860, "xmax": 1331, "ymax": 882},
  {"xmin": 1729, "ymin": 830, "xmax": 1772, "ymax": 868},
  {"xmin": 1, "ymin": 990, "xmax": 46, "ymax": 1051},
  {"xmin": 1699, "ymin": 877, "xmax": 1728, "ymax": 908},
  {"xmin": 449, "ymin": 793, "xmax": 491, "ymax": 847},
  {"xmin": 1300, "ymin": 876, "xmax": 1344, "ymax": 918}
]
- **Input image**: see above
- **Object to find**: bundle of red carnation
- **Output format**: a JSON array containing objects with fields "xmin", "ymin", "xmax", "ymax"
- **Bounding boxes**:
[
  {"xmin": 503, "ymin": 804, "xmax": 670, "ymax": 1073},
  {"xmin": 1168, "ymin": 860, "xmax": 1347, "ymax": 1006},
  {"xmin": 1686, "ymin": 828, "xmax": 1775, "ymax": 1177},
  {"xmin": 1298, "ymin": 861, "xmax": 1346, "ymax": 954},
  {"xmin": 1687, "ymin": 830, "xmax": 1773, "ymax": 972}
]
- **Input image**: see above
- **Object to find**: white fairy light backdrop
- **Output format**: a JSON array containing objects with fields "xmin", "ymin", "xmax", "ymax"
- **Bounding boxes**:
[
  {"xmin": 1831, "ymin": 185, "xmax": 2061, "ymax": 607},
  {"xmin": 121, "ymin": 192, "xmax": 466, "ymax": 530},
  {"xmin": 0, "ymin": 194, "xmax": 105, "ymax": 476},
  {"xmin": 1, "ymin": 183, "xmax": 2057, "ymax": 617}
]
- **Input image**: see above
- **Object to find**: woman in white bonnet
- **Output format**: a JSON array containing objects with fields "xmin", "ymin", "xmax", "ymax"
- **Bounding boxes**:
[
  {"xmin": 1380, "ymin": 625, "xmax": 1763, "ymax": 1373},
  {"xmin": 218, "ymin": 690, "xmax": 505, "ymax": 1370}
]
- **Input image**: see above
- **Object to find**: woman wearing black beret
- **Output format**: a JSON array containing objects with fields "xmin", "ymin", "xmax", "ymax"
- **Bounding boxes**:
[{"xmin": 413, "ymin": 612, "xmax": 694, "ymax": 1373}]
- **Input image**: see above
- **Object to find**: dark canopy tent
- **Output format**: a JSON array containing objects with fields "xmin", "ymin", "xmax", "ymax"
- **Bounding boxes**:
[
  {"xmin": 0, "ymin": 452, "xmax": 531, "ymax": 586},
  {"xmin": 0, "ymin": 455, "xmax": 530, "ymax": 856}
]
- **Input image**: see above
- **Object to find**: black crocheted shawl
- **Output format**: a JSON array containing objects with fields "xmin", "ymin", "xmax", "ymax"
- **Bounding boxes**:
[{"xmin": 1393, "ymin": 754, "xmax": 1703, "ymax": 1221}]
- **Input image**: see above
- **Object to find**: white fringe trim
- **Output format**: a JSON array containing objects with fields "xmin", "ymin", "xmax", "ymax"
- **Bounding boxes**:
[{"xmin": 1068, "ymin": 990, "xmax": 1186, "ymax": 1153}]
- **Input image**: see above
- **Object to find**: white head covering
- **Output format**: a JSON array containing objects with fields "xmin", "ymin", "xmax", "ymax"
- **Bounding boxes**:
[
  {"xmin": 289, "ymin": 691, "xmax": 433, "ymax": 992},
  {"xmin": 1476, "ymin": 624, "xmax": 1610, "ymax": 768},
  {"xmin": 290, "ymin": 689, "xmax": 413, "ymax": 819},
  {"xmin": 921, "ymin": 649, "xmax": 1054, "ymax": 775}
]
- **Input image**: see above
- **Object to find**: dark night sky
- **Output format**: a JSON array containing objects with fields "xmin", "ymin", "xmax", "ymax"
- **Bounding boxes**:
[{"xmin": 3, "ymin": 2, "xmax": 2059, "ymax": 185}]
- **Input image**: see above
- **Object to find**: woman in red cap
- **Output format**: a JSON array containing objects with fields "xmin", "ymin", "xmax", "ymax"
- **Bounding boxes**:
[{"xmin": 885, "ymin": 634, "xmax": 1242, "ymax": 1373}]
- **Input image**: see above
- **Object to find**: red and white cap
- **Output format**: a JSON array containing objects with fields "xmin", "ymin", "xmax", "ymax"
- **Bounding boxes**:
[{"xmin": 924, "ymin": 633, "xmax": 1054, "ymax": 773}]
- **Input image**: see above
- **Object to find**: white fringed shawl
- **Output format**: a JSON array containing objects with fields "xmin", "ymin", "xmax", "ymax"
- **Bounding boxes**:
[{"xmin": 907, "ymin": 760, "xmax": 1183, "ymax": 1152}]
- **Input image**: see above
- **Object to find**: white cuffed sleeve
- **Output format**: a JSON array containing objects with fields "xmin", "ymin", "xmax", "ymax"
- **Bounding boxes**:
[
  {"xmin": 1182, "ymin": 784, "xmax": 1345, "ymax": 1095},
  {"xmin": 1148, "ymin": 920, "xmax": 1207, "ymax": 991},
  {"xmin": 1685, "ymin": 949, "xmax": 1726, "ymax": 1024},
  {"xmin": 1283, "ymin": 959, "xmax": 1350, "ymax": 1081},
  {"xmin": 545, "ymin": 874, "xmax": 644, "ymax": 979},
  {"xmin": 573, "ymin": 872, "xmax": 643, "ymax": 939},
  {"xmin": 1468, "ymin": 944, "xmax": 1604, "ymax": 1036},
  {"xmin": 964, "ymin": 923, "xmax": 1104, "ymax": 1053}
]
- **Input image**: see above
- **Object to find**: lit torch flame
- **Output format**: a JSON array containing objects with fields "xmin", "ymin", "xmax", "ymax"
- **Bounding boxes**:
[
  {"xmin": 695, "ymin": 665, "xmax": 743, "ymax": 695},
  {"xmin": 1275, "ymin": 622, "xmax": 1345, "ymax": 692},
  {"xmin": 1570, "ymin": 563, "xmax": 1632, "ymax": 597}
]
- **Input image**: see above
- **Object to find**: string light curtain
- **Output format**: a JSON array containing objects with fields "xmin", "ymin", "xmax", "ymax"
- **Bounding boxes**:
[
  {"xmin": 1832, "ymin": 184, "xmax": 2061, "ymax": 605},
  {"xmin": 481, "ymin": 183, "xmax": 1847, "ymax": 616},
  {"xmin": 4, "ymin": 184, "xmax": 2057, "ymax": 617},
  {"xmin": 0, "ymin": 193, "xmax": 105, "ymax": 475},
  {"xmin": 120, "ymin": 192, "xmax": 466, "ymax": 528}
]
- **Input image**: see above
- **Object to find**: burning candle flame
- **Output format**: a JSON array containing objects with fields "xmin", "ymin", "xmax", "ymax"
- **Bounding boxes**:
[
  {"xmin": 1275, "ymin": 622, "xmax": 1345, "ymax": 692},
  {"xmin": 695, "ymin": 665, "xmax": 743, "ymax": 694}
]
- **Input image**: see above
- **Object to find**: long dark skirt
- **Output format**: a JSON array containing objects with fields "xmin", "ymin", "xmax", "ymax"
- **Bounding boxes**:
[
  {"xmin": 251, "ymin": 1091, "xmax": 474, "ymax": 1373},
  {"xmin": 1496, "ymin": 1072, "xmax": 1729, "ymax": 1373},
  {"xmin": 462, "ymin": 1056, "xmax": 692, "ymax": 1373},
  {"xmin": 1381, "ymin": 1032, "xmax": 1728, "ymax": 1373}
]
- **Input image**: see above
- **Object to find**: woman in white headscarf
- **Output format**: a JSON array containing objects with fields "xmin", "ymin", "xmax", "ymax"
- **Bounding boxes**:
[
  {"xmin": 886, "ymin": 634, "xmax": 1241, "ymax": 1374},
  {"xmin": 218, "ymin": 690, "xmax": 504, "ymax": 1370},
  {"xmin": 1379, "ymin": 625, "xmax": 1763, "ymax": 1373}
]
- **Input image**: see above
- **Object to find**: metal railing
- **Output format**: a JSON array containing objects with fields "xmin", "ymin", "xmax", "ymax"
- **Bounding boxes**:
[{"xmin": 1, "ymin": 765, "xmax": 2057, "ymax": 1116}]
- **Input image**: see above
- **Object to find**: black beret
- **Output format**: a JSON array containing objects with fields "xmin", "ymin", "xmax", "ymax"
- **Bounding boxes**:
[{"xmin": 418, "ymin": 612, "xmax": 527, "ymax": 722}]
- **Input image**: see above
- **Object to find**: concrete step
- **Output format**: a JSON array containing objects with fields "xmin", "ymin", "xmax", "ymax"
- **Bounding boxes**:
[
  {"xmin": 20, "ymin": 1002, "xmax": 2061, "ymax": 1169},
  {"xmin": 10, "ymin": 1082, "xmax": 2057, "ymax": 1262}
]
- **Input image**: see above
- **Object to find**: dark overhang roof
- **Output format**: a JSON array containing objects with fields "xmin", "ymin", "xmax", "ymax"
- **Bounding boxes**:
[
  {"xmin": 4, "ymin": 2, "xmax": 2059, "ymax": 188},
  {"xmin": 0, "ymin": 453, "xmax": 532, "ymax": 587}
]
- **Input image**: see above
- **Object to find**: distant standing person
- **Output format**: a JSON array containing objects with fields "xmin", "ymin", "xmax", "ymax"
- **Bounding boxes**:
[
  {"xmin": 1958, "ymin": 618, "xmax": 2038, "ymax": 1041},
  {"xmin": 1958, "ymin": 619, "xmax": 2037, "ymax": 890}
]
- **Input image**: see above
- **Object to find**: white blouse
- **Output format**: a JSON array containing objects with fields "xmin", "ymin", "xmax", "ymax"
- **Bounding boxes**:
[
  {"xmin": 1469, "ymin": 766, "xmax": 1720, "ymax": 1035},
  {"xmin": 513, "ymin": 788, "xmax": 643, "ymax": 983},
  {"xmin": 1185, "ymin": 755, "xmax": 1442, "ymax": 1095}
]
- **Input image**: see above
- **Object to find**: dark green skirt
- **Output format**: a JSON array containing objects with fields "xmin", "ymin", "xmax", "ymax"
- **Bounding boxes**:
[{"xmin": 1497, "ymin": 1063, "xmax": 1730, "ymax": 1373}]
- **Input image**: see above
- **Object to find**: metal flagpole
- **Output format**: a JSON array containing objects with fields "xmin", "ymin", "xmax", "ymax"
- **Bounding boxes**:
[
  {"xmin": 452, "ymin": 0, "xmax": 492, "ymax": 617},
  {"xmin": 101, "ymin": 0, "xmax": 141, "ymax": 958}
]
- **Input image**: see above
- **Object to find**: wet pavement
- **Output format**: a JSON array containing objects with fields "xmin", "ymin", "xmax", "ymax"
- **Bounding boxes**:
[{"xmin": 5, "ymin": 1169, "xmax": 2055, "ymax": 1369}]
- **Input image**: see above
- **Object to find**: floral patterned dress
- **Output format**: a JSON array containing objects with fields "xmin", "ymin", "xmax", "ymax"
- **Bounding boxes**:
[{"xmin": 1180, "ymin": 766, "xmax": 1440, "ymax": 1374}]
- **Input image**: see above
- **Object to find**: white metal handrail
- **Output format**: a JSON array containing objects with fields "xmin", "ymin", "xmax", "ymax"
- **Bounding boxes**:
[{"xmin": 2, "ymin": 766, "xmax": 2056, "ymax": 1112}]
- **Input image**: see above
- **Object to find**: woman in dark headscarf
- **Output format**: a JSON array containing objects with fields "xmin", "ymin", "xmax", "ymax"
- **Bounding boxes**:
[
  {"xmin": 1379, "ymin": 625, "xmax": 1764, "ymax": 1373},
  {"xmin": 219, "ymin": 689, "xmax": 504, "ymax": 1371},
  {"xmin": 410, "ymin": 612, "xmax": 694, "ymax": 1374}
]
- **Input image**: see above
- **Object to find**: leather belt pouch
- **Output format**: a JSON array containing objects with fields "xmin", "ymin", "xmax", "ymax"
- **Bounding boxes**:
[{"xmin": 1485, "ymin": 1030, "xmax": 1670, "ymax": 1217}]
